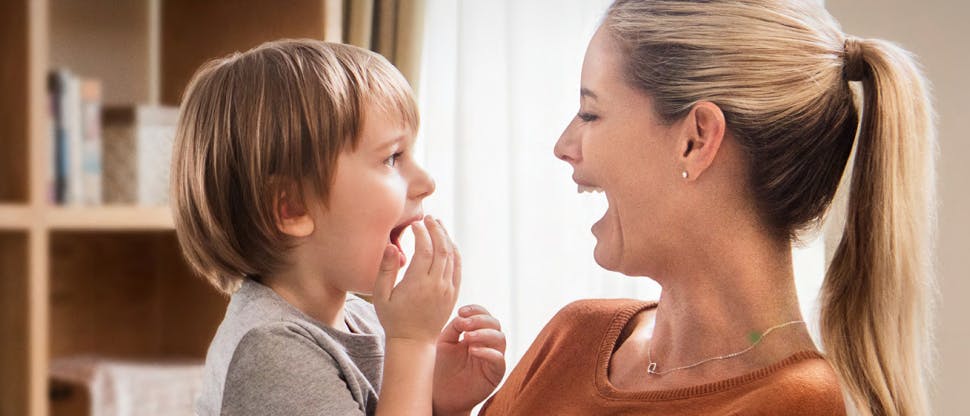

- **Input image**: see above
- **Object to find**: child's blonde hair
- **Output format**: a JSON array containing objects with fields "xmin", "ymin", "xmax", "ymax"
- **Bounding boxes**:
[
  {"xmin": 171, "ymin": 39, "xmax": 419, "ymax": 294},
  {"xmin": 605, "ymin": 1, "xmax": 935, "ymax": 415}
]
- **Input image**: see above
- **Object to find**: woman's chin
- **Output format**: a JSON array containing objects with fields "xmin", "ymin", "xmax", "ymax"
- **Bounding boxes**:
[
  {"xmin": 592, "ymin": 242, "xmax": 622, "ymax": 272},
  {"xmin": 591, "ymin": 215, "xmax": 624, "ymax": 272}
]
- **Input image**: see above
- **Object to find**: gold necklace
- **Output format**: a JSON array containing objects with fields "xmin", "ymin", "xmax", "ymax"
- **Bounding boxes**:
[{"xmin": 646, "ymin": 320, "xmax": 805, "ymax": 376}]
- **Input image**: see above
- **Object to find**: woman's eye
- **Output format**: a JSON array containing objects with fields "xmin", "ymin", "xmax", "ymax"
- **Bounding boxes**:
[
  {"xmin": 383, "ymin": 152, "xmax": 403, "ymax": 167},
  {"xmin": 577, "ymin": 112, "xmax": 599, "ymax": 122}
]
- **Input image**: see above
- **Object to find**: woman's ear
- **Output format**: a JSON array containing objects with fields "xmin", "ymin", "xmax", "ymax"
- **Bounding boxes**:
[
  {"xmin": 274, "ymin": 183, "xmax": 315, "ymax": 238},
  {"xmin": 678, "ymin": 101, "xmax": 726, "ymax": 181}
]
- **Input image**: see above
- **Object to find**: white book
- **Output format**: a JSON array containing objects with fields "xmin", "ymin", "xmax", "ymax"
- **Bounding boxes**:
[
  {"xmin": 102, "ymin": 105, "xmax": 178, "ymax": 206},
  {"xmin": 62, "ymin": 72, "xmax": 83, "ymax": 205}
]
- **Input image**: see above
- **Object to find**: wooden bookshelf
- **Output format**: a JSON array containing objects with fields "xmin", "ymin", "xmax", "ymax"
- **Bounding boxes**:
[
  {"xmin": 0, "ymin": 1, "xmax": 343, "ymax": 415},
  {"xmin": 1, "ymin": 205, "xmax": 173, "ymax": 230},
  {"xmin": 0, "ymin": 205, "xmax": 35, "ymax": 230},
  {"xmin": 45, "ymin": 206, "xmax": 174, "ymax": 230}
]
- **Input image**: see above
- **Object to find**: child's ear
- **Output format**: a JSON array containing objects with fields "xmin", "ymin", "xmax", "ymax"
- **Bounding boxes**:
[{"xmin": 274, "ymin": 186, "xmax": 314, "ymax": 238}]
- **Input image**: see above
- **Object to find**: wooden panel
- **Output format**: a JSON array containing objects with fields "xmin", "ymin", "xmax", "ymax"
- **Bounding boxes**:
[
  {"xmin": 0, "ymin": 233, "xmax": 29, "ymax": 416},
  {"xmin": 49, "ymin": 232, "xmax": 163, "ymax": 358},
  {"xmin": 49, "ymin": 0, "xmax": 152, "ymax": 105},
  {"xmin": 0, "ymin": 0, "xmax": 29, "ymax": 203},
  {"xmin": 48, "ymin": 231, "xmax": 225, "ymax": 360},
  {"xmin": 161, "ymin": 0, "xmax": 330, "ymax": 105},
  {"xmin": 152, "ymin": 233, "xmax": 227, "ymax": 357}
]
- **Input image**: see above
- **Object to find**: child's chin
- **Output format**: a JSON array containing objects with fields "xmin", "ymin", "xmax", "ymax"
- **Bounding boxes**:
[{"xmin": 350, "ymin": 287, "xmax": 374, "ymax": 297}]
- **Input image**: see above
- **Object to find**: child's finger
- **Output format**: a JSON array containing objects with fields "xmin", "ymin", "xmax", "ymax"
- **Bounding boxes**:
[
  {"xmin": 408, "ymin": 218, "xmax": 434, "ymax": 277},
  {"xmin": 441, "ymin": 251, "xmax": 455, "ymax": 294},
  {"xmin": 435, "ymin": 218, "xmax": 460, "ymax": 289},
  {"xmin": 463, "ymin": 329, "xmax": 506, "ymax": 353},
  {"xmin": 470, "ymin": 346, "xmax": 505, "ymax": 364},
  {"xmin": 452, "ymin": 244, "xmax": 462, "ymax": 289},
  {"xmin": 470, "ymin": 347, "xmax": 507, "ymax": 385},
  {"xmin": 458, "ymin": 304, "xmax": 492, "ymax": 319},
  {"xmin": 425, "ymin": 216, "xmax": 452, "ymax": 279},
  {"xmin": 435, "ymin": 218, "xmax": 450, "ymax": 237},
  {"xmin": 438, "ymin": 316, "xmax": 465, "ymax": 344},
  {"xmin": 459, "ymin": 311, "xmax": 502, "ymax": 332},
  {"xmin": 373, "ymin": 244, "xmax": 402, "ymax": 302}
]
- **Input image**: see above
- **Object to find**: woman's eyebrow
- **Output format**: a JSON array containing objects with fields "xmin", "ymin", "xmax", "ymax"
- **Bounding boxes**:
[{"xmin": 580, "ymin": 87, "xmax": 598, "ymax": 100}]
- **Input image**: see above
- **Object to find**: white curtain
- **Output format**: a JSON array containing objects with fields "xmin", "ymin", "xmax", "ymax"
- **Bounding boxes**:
[{"xmin": 413, "ymin": 0, "xmax": 826, "ymax": 367}]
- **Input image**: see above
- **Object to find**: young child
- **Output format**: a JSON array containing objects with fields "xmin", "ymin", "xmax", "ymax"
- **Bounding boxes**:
[{"xmin": 171, "ymin": 39, "xmax": 506, "ymax": 416}]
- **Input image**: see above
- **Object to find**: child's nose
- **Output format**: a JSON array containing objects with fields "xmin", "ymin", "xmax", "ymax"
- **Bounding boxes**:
[{"xmin": 409, "ymin": 165, "xmax": 436, "ymax": 200}]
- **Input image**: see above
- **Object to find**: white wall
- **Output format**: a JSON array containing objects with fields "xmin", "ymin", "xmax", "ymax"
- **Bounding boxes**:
[{"xmin": 826, "ymin": 1, "xmax": 970, "ymax": 413}]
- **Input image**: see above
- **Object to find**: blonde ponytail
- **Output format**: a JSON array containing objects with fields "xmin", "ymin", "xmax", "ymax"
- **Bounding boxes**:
[{"xmin": 820, "ymin": 37, "xmax": 936, "ymax": 416}]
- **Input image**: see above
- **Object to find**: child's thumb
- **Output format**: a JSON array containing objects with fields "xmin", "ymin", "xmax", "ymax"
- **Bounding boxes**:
[{"xmin": 373, "ymin": 244, "xmax": 401, "ymax": 301}]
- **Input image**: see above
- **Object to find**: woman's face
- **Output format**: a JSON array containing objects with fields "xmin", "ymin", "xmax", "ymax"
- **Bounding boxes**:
[{"xmin": 554, "ymin": 26, "xmax": 687, "ymax": 277}]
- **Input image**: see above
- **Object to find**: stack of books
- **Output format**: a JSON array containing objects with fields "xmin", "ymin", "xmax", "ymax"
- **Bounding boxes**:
[
  {"xmin": 48, "ymin": 69, "xmax": 178, "ymax": 206},
  {"xmin": 48, "ymin": 69, "xmax": 102, "ymax": 205}
]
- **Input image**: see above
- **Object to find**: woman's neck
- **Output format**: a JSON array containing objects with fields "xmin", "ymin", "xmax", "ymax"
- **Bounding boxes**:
[
  {"xmin": 650, "ymin": 274, "xmax": 808, "ymax": 376},
  {"xmin": 621, "ymin": 230, "xmax": 817, "ymax": 387}
]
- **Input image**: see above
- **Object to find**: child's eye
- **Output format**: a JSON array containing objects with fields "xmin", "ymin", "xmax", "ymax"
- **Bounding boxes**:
[
  {"xmin": 383, "ymin": 152, "xmax": 403, "ymax": 167},
  {"xmin": 577, "ymin": 112, "xmax": 599, "ymax": 122}
]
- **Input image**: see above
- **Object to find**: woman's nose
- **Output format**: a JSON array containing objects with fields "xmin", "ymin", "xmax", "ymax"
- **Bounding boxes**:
[{"xmin": 554, "ymin": 122, "xmax": 582, "ymax": 164}]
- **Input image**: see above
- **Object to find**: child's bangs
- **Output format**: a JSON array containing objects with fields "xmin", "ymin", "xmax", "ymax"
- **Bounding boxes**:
[{"xmin": 361, "ymin": 62, "xmax": 420, "ymax": 134}]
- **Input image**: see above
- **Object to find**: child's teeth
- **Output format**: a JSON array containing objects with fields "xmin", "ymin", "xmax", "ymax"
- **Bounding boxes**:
[{"xmin": 577, "ymin": 185, "xmax": 604, "ymax": 193}]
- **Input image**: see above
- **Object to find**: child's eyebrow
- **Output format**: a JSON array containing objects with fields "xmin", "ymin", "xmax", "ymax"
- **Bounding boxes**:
[{"xmin": 375, "ymin": 134, "xmax": 406, "ymax": 151}]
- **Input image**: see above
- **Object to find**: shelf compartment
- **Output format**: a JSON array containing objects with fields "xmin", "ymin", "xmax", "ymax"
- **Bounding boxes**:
[
  {"xmin": 0, "ymin": 0, "xmax": 30, "ymax": 203},
  {"xmin": 1, "ymin": 232, "xmax": 29, "ymax": 416},
  {"xmin": 49, "ymin": 231, "xmax": 226, "ymax": 360}
]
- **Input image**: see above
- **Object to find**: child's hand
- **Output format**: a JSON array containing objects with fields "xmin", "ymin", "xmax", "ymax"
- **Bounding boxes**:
[
  {"xmin": 432, "ymin": 305, "xmax": 507, "ymax": 416},
  {"xmin": 373, "ymin": 216, "xmax": 460, "ymax": 345}
]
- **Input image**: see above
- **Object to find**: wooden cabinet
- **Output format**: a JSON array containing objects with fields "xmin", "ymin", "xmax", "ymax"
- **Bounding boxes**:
[{"xmin": 0, "ymin": 1, "xmax": 341, "ymax": 414}]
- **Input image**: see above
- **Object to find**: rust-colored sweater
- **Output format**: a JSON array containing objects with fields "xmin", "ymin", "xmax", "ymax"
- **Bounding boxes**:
[{"xmin": 481, "ymin": 299, "xmax": 846, "ymax": 415}]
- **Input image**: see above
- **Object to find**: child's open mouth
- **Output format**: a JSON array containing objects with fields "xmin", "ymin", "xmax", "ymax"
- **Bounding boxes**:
[
  {"xmin": 388, "ymin": 215, "xmax": 421, "ymax": 267},
  {"xmin": 389, "ymin": 224, "xmax": 408, "ymax": 253}
]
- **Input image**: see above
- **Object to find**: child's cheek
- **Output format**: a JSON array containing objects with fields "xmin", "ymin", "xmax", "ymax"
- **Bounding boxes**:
[{"xmin": 353, "ymin": 185, "xmax": 407, "ymax": 293}]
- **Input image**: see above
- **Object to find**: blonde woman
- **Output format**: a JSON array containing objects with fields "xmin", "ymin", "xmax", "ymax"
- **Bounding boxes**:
[{"xmin": 481, "ymin": 1, "xmax": 934, "ymax": 415}]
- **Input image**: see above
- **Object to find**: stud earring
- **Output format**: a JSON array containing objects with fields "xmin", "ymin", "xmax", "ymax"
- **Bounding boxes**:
[{"xmin": 681, "ymin": 170, "xmax": 689, "ymax": 180}]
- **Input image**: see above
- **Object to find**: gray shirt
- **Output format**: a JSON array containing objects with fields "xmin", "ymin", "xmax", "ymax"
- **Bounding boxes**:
[{"xmin": 197, "ymin": 279, "xmax": 384, "ymax": 416}]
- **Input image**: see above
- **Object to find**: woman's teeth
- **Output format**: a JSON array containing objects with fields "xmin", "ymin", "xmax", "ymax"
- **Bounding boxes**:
[{"xmin": 578, "ymin": 185, "xmax": 604, "ymax": 193}]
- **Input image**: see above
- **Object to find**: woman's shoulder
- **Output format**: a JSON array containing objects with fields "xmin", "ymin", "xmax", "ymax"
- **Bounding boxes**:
[
  {"xmin": 739, "ymin": 352, "xmax": 847, "ymax": 415},
  {"xmin": 552, "ymin": 298, "xmax": 656, "ymax": 325},
  {"xmin": 516, "ymin": 298, "xmax": 657, "ymax": 361}
]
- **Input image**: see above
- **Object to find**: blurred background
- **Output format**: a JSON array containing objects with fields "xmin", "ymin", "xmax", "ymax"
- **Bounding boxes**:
[{"xmin": 0, "ymin": 0, "xmax": 965, "ymax": 415}]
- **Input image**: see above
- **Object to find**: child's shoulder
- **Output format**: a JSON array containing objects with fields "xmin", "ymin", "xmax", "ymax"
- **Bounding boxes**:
[
  {"xmin": 220, "ymin": 320, "xmax": 381, "ymax": 416},
  {"xmin": 343, "ymin": 294, "xmax": 384, "ymax": 337},
  {"xmin": 225, "ymin": 292, "xmax": 383, "ymax": 360},
  {"xmin": 230, "ymin": 321, "xmax": 337, "ymax": 367}
]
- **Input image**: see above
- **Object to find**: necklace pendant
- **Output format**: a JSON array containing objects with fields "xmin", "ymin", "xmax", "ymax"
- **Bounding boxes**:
[{"xmin": 647, "ymin": 362, "xmax": 658, "ymax": 374}]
